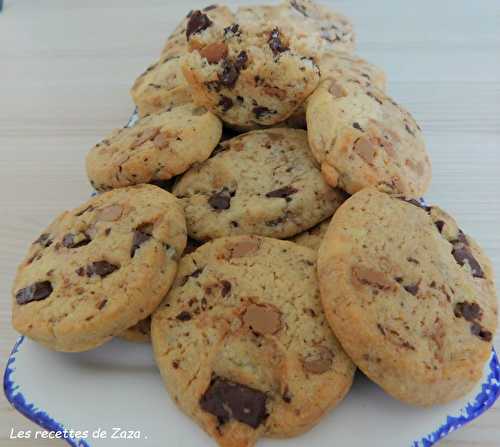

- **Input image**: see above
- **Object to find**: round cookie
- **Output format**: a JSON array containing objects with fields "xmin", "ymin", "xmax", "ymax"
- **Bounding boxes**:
[
  {"xmin": 131, "ymin": 55, "xmax": 193, "ymax": 118},
  {"xmin": 181, "ymin": 9, "xmax": 320, "ymax": 129},
  {"xmin": 86, "ymin": 103, "xmax": 222, "ymax": 191},
  {"xmin": 173, "ymin": 128, "xmax": 345, "ymax": 240},
  {"xmin": 119, "ymin": 317, "xmax": 151, "ymax": 343},
  {"xmin": 290, "ymin": 218, "xmax": 331, "ymax": 251},
  {"xmin": 152, "ymin": 236, "xmax": 355, "ymax": 446},
  {"xmin": 237, "ymin": 0, "xmax": 355, "ymax": 58},
  {"xmin": 317, "ymin": 188, "xmax": 497, "ymax": 406},
  {"xmin": 306, "ymin": 78, "xmax": 431, "ymax": 196},
  {"xmin": 12, "ymin": 185, "xmax": 187, "ymax": 352}
]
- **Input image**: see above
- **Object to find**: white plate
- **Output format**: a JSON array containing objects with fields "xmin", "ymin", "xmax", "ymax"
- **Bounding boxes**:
[{"xmin": 4, "ymin": 336, "xmax": 500, "ymax": 447}]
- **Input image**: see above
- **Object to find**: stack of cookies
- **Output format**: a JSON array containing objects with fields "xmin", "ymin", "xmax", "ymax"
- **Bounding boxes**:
[{"xmin": 11, "ymin": 1, "xmax": 498, "ymax": 446}]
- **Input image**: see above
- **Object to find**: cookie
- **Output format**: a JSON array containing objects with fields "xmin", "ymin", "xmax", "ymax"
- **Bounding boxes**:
[
  {"xmin": 151, "ymin": 236, "xmax": 355, "ymax": 446},
  {"xmin": 284, "ymin": 52, "xmax": 387, "ymax": 129},
  {"xmin": 12, "ymin": 185, "xmax": 187, "ymax": 352},
  {"xmin": 131, "ymin": 55, "xmax": 193, "ymax": 118},
  {"xmin": 237, "ymin": 0, "xmax": 355, "ymax": 58},
  {"xmin": 317, "ymin": 188, "xmax": 497, "ymax": 406},
  {"xmin": 173, "ymin": 128, "xmax": 345, "ymax": 240},
  {"xmin": 86, "ymin": 103, "xmax": 222, "ymax": 191},
  {"xmin": 307, "ymin": 77, "xmax": 431, "ymax": 196},
  {"xmin": 161, "ymin": 4, "xmax": 235, "ymax": 58},
  {"xmin": 181, "ymin": 10, "xmax": 320, "ymax": 129},
  {"xmin": 290, "ymin": 218, "xmax": 331, "ymax": 251},
  {"xmin": 119, "ymin": 317, "xmax": 151, "ymax": 343}
]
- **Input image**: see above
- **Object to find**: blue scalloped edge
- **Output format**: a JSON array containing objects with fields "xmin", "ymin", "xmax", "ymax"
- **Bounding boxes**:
[
  {"xmin": 3, "ymin": 336, "xmax": 90, "ymax": 447},
  {"xmin": 413, "ymin": 349, "xmax": 500, "ymax": 446},
  {"xmin": 4, "ymin": 336, "xmax": 500, "ymax": 447}
]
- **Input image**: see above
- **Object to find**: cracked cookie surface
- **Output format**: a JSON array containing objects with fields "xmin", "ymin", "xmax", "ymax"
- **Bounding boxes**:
[
  {"xmin": 173, "ymin": 128, "xmax": 345, "ymax": 240},
  {"xmin": 317, "ymin": 188, "xmax": 497, "ymax": 406},
  {"xmin": 86, "ymin": 103, "xmax": 222, "ymax": 191},
  {"xmin": 181, "ymin": 8, "xmax": 320, "ymax": 129},
  {"xmin": 12, "ymin": 185, "xmax": 187, "ymax": 352},
  {"xmin": 307, "ymin": 78, "xmax": 431, "ymax": 196},
  {"xmin": 151, "ymin": 236, "xmax": 355, "ymax": 447}
]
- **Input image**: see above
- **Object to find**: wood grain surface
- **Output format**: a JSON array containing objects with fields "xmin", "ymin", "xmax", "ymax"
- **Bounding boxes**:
[{"xmin": 0, "ymin": 0, "xmax": 499, "ymax": 446}]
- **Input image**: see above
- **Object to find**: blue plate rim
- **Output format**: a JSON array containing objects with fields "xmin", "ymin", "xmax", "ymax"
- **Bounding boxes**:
[{"xmin": 4, "ymin": 335, "xmax": 500, "ymax": 447}]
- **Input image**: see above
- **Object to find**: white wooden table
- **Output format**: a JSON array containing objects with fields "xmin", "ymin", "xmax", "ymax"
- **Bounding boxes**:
[{"xmin": 0, "ymin": 1, "xmax": 499, "ymax": 445}]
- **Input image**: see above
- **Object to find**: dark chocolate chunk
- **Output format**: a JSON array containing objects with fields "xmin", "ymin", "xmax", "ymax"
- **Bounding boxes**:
[
  {"xmin": 218, "ymin": 96, "xmax": 233, "ymax": 111},
  {"xmin": 451, "ymin": 246, "xmax": 484, "ymax": 278},
  {"xmin": 176, "ymin": 311, "xmax": 192, "ymax": 321},
  {"xmin": 180, "ymin": 267, "xmax": 205, "ymax": 286},
  {"xmin": 186, "ymin": 11, "xmax": 212, "ymax": 39},
  {"xmin": 454, "ymin": 301, "xmax": 483, "ymax": 322},
  {"xmin": 33, "ymin": 233, "xmax": 53, "ymax": 247},
  {"xmin": 234, "ymin": 51, "xmax": 248, "ymax": 70},
  {"xmin": 62, "ymin": 233, "xmax": 91, "ymax": 249},
  {"xmin": 199, "ymin": 376, "xmax": 268, "ymax": 428},
  {"xmin": 208, "ymin": 188, "xmax": 233, "ymax": 210},
  {"xmin": 84, "ymin": 261, "xmax": 119, "ymax": 278},
  {"xmin": 268, "ymin": 28, "xmax": 289, "ymax": 56},
  {"xmin": 452, "ymin": 230, "xmax": 469, "ymax": 246},
  {"xmin": 403, "ymin": 283, "xmax": 419, "ymax": 296},
  {"xmin": 405, "ymin": 123, "xmax": 415, "ymax": 136},
  {"xmin": 220, "ymin": 280, "xmax": 231, "ymax": 297},
  {"xmin": 282, "ymin": 387, "xmax": 292, "ymax": 403},
  {"xmin": 224, "ymin": 23, "xmax": 240, "ymax": 36},
  {"xmin": 434, "ymin": 220, "xmax": 445, "ymax": 233},
  {"xmin": 15, "ymin": 281, "xmax": 53, "ymax": 305},
  {"xmin": 265, "ymin": 186, "xmax": 298, "ymax": 201},
  {"xmin": 218, "ymin": 60, "xmax": 240, "ymax": 89},
  {"xmin": 470, "ymin": 322, "xmax": 492, "ymax": 342},
  {"xmin": 253, "ymin": 106, "xmax": 276, "ymax": 119},
  {"xmin": 352, "ymin": 122, "xmax": 363, "ymax": 131},
  {"xmin": 131, "ymin": 223, "xmax": 153, "ymax": 258}
]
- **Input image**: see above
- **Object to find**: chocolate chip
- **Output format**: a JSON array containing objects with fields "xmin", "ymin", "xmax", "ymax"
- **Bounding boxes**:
[
  {"xmin": 353, "ymin": 122, "xmax": 363, "ymax": 131},
  {"xmin": 97, "ymin": 299, "xmax": 108, "ymax": 310},
  {"xmin": 265, "ymin": 186, "xmax": 298, "ymax": 201},
  {"xmin": 451, "ymin": 246, "xmax": 484, "ymax": 278},
  {"xmin": 253, "ymin": 106, "xmax": 276, "ymax": 119},
  {"xmin": 435, "ymin": 220, "xmax": 445, "ymax": 233},
  {"xmin": 224, "ymin": 23, "xmax": 240, "ymax": 36},
  {"xmin": 203, "ymin": 4, "xmax": 217, "ymax": 11},
  {"xmin": 176, "ymin": 311, "xmax": 192, "ymax": 321},
  {"xmin": 220, "ymin": 280, "xmax": 231, "ymax": 297},
  {"xmin": 180, "ymin": 267, "xmax": 205, "ymax": 286},
  {"xmin": 84, "ymin": 261, "xmax": 119, "ymax": 278},
  {"xmin": 405, "ymin": 123, "xmax": 415, "ymax": 136},
  {"xmin": 131, "ymin": 223, "xmax": 153, "ymax": 258},
  {"xmin": 199, "ymin": 376, "xmax": 268, "ymax": 428},
  {"xmin": 282, "ymin": 388, "xmax": 292, "ymax": 403},
  {"xmin": 398, "ymin": 197, "xmax": 431, "ymax": 212},
  {"xmin": 234, "ymin": 51, "xmax": 248, "ymax": 70},
  {"xmin": 268, "ymin": 27, "xmax": 289, "ymax": 56},
  {"xmin": 454, "ymin": 301, "xmax": 483, "ymax": 322},
  {"xmin": 403, "ymin": 283, "xmax": 419, "ymax": 295},
  {"xmin": 33, "ymin": 233, "xmax": 53, "ymax": 247},
  {"xmin": 452, "ymin": 230, "xmax": 469, "ymax": 246},
  {"xmin": 15, "ymin": 281, "xmax": 53, "ymax": 305},
  {"xmin": 186, "ymin": 11, "xmax": 212, "ymax": 39},
  {"xmin": 208, "ymin": 188, "xmax": 233, "ymax": 210},
  {"xmin": 470, "ymin": 322, "xmax": 492, "ymax": 342},
  {"xmin": 218, "ymin": 60, "xmax": 239, "ymax": 89},
  {"xmin": 289, "ymin": 0, "xmax": 308, "ymax": 16},
  {"xmin": 218, "ymin": 96, "xmax": 233, "ymax": 111},
  {"xmin": 62, "ymin": 233, "xmax": 91, "ymax": 249}
]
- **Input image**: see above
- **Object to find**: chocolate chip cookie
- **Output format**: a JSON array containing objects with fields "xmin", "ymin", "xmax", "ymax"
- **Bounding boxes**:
[
  {"xmin": 307, "ymin": 78, "xmax": 431, "ymax": 196},
  {"xmin": 181, "ymin": 9, "xmax": 320, "ymax": 129},
  {"xmin": 86, "ymin": 103, "xmax": 222, "ymax": 191},
  {"xmin": 173, "ymin": 128, "xmax": 345, "ymax": 240},
  {"xmin": 12, "ymin": 185, "xmax": 187, "ymax": 352},
  {"xmin": 317, "ymin": 188, "xmax": 497, "ymax": 406},
  {"xmin": 152, "ymin": 236, "xmax": 355, "ymax": 446}
]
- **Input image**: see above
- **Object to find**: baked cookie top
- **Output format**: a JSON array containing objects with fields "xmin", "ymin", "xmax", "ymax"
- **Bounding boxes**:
[
  {"xmin": 152, "ymin": 236, "xmax": 355, "ymax": 446},
  {"xmin": 307, "ymin": 78, "xmax": 431, "ymax": 197},
  {"xmin": 86, "ymin": 103, "xmax": 222, "ymax": 191},
  {"xmin": 237, "ymin": 0, "xmax": 355, "ymax": 58},
  {"xmin": 130, "ymin": 55, "xmax": 193, "ymax": 118},
  {"xmin": 173, "ymin": 128, "xmax": 345, "ymax": 240},
  {"xmin": 181, "ymin": 9, "xmax": 320, "ymax": 129},
  {"xmin": 317, "ymin": 188, "xmax": 497, "ymax": 406},
  {"xmin": 12, "ymin": 185, "xmax": 187, "ymax": 352}
]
